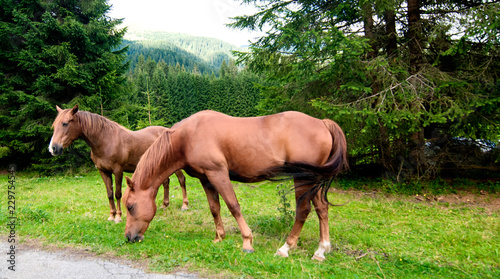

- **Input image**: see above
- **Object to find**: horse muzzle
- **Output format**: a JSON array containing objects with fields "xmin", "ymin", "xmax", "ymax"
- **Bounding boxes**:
[
  {"xmin": 48, "ymin": 136, "xmax": 64, "ymax": 156},
  {"xmin": 49, "ymin": 143, "xmax": 63, "ymax": 156},
  {"xmin": 125, "ymin": 233, "xmax": 144, "ymax": 243}
]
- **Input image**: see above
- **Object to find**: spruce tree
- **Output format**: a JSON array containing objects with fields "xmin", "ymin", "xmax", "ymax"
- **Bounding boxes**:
[
  {"xmin": 0, "ymin": 0, "xmax": 128, "ymax": 169},
  {"xmin": 229, "ymin": 0, "xmax": 500, "ymax": 178}
]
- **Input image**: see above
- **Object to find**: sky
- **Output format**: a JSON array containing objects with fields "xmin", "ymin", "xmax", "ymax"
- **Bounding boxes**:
[{"xmin": 107, "ymin": 0, "xmax": 264, "ymax": 46}]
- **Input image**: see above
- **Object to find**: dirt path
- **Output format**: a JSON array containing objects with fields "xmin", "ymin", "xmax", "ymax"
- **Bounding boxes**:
[{"xmin": 331, "ymin": 188, "xmax": 500, "ymax": 214}]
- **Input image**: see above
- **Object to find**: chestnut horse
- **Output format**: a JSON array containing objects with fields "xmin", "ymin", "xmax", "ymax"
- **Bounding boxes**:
[
  {"xmin": 49, "ymin": 105, "xmax": 189, "ymax": 223},
  {"xmin": 123, "ymin": 110, "xmax": 348, "ymax": 261}
]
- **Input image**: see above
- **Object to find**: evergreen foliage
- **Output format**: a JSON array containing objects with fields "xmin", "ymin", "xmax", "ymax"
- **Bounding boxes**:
[
  {"xmin": 123, "ymin": 31, "xmax": 240, "ymax": 75},
  {"xmin": 230, "ymin": 0, "xmax": 500, "ymax": 179},
  {"xmin": 0, "ymin": 2, "xmax": 263, "ymax": 172},
  {"xmin": 124, "ymin": 55, "xmax": 263, "ymax": 129},
  {"xmin": 0, "ymin": 0, "xmax": 128, "ymax": 169},
  {"xmin": 1, "ymin": 0, "xmax": 497, "ymax": 181}
]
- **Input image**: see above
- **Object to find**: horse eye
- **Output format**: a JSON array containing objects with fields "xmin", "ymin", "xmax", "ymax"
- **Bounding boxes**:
[
  {"xmin": 127, "ymin": 204, "xmax": 135, "ymax": 212},
  {"xmin": 62, "ymin": 122, "xmax": 69, "ymax": 127}
]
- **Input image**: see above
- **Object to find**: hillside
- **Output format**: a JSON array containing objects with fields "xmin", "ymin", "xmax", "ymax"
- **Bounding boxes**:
[{"xmin": 122, "ymin": 30, "xmax": 241, "ymax": 74}]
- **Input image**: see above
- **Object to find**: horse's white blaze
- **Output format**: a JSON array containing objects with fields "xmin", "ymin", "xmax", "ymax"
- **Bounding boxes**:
[
  {"xmin": 48, "ymin": 136, "xmax": 54, "ymax": 155},
  {"xmin": 312, "ymin": 241, "xmax": 331, "ymax": 260}
]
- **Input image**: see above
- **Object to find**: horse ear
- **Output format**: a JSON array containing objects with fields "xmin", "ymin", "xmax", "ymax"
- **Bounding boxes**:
[
  {"xmin": 70, "ymin": 104, "xmax": 79, "ymax": 115},
  {"xmin": 125, "ymin": 176, "xmax": 135, "ymax": 191},
  {"xmin": 56, "ymin": 105, "xmax": 63, "ymax": 113}
]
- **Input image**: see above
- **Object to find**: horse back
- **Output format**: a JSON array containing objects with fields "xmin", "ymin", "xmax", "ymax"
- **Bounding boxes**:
[
  {"xmin": 94, "ymin": 125, "xmax": 168, "ymax": 173},
  {"xmin": 133, "ymin": 126, "xmax": 168, "ymax": 140},
  {"xmin": 125, "ymin": 126, "xmax": 169, "ymax": 163}
]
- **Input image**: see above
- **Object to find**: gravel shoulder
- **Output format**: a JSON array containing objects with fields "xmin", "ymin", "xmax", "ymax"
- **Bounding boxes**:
[{"xmin": 0, "ymin": 239, "xmax": 201, "ymax": 279}]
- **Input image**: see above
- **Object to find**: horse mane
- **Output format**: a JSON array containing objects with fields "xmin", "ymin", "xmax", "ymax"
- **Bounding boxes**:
[
  {"xmin": 133, "ymin": 130, "xmax": 174, "ymax": 189},
  {"xmin": 75, "ymin": 111, "xmax": 130, "ymax": 137}
]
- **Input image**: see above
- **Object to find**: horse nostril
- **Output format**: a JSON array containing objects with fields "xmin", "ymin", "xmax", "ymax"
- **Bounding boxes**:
[{"xmin": 51, "ymin": 144, "xmax": 63, "ymax": 156}]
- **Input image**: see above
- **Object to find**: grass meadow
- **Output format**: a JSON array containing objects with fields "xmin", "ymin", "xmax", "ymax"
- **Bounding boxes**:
[{"xmin": 1, "ymin": 171, "xmax": 499, "ymax": 278}]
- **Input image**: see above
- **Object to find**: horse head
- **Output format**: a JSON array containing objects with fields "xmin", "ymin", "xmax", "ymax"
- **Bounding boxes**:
[
  {"xmin": 48, "ymin": 105, "xmax": 82, "ymax": 156},
  {"xmin": 123, "ymin": 177, "xmax": 158, "ymax": 243}
]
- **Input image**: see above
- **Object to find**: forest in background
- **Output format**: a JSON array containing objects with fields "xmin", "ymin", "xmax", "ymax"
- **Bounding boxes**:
[
  {"xmin": 123, "ymin": 30, "xmax": 241, "ymax": 74},
  {"xmin": 0, "ymin": 0, "xmax": 264, "ymax": 172},
  {"xmin": 1, "ymin": 0, "xmax": 499, "ymax": 181},
  {"xmin": 230, "ymin": 0, "xmax": 500, "ymax": 180}
]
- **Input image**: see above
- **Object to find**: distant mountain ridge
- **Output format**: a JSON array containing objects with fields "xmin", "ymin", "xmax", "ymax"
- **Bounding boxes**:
[{"xmin": 122, "ymin": 30, "xmax": 241, "ymax": 74}]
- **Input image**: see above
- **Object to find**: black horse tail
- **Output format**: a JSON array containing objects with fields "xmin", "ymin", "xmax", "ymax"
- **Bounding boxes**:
[
  {"xmin": 312, "ymin": 118, "xmax": 349, "ymax": 204},
  {"xmin": 269, "ymin": 119, "xmax": 348, "ymax": 205},
  {"xmin": 321, "ymin": 118, "xmax": 349, "ymax": 177}
]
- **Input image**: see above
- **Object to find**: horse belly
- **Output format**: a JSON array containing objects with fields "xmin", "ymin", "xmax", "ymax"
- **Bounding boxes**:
[
  {"xmin": 123, "ymin": 164, "xmax": 137, "ymax": 173},
  {"xmin": 228, "ymin": 169, "xmax": 268, "ymax": 183},
  {"xmin": 224, "ymin": 140, "xmax": 286, "ymax": 182}
]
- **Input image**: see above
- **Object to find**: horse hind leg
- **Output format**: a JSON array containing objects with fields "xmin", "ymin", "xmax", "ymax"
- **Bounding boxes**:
[
  {"xmin": 175, "ymin": 171, "xmax": 189, "ymax": 211},
  {"xmin": 311, "ymin": 190, "xmax": 331, "ymax": 261},
  {"xmin": 113, "ymin": 170, "xmax": 124, "ymax": 223},
  {"xmin": 160, "ymin": 172, "xmax": 189, "ymax": 211},
  {"xmin": 276, "ymin": 180, "xmax": 313, "ymax": 258},
  {"xmin": 98, "ymin": 170, "xmax": 116, "ymax": 222},
  {"xmin": 160, "ymin": 177, "xmax": 170, "ymax": 209}
]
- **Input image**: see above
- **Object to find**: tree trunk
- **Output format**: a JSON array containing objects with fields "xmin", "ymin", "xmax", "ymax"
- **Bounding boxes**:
[
  {"xmin": 363, "ymin": 3, "xmax": 376, "ymax": 59},
  {"xmin": 407, "ymin": 0, "xmax": 422, "ymax": 74},
  {"xmin": 385, "ymin": 9, "xmax": 397, "ymax": 57}
]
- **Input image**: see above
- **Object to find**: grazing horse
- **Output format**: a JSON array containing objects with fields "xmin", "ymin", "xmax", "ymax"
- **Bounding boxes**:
[
  {"xmin": 123, "ymin": 110, "xmax": 348, "ymax": 261},
  {"xmin": 49, "ymin": 105, "xmax": 189, "ymax": 223}
]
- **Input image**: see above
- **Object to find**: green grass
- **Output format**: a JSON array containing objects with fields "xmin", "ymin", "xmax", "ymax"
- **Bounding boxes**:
[{"xmin": 1, "ymin": 172, "xmax": 499, "ymax": 278}]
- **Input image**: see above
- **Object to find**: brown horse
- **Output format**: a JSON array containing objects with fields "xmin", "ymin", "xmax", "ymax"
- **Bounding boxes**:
[
  {"xmin": 123, "ymin": 110, "xmax": 348, "ymax": 260},
  {"xmin": 49, "ymin": 105, "xmax": 189, "ymax": 223}
]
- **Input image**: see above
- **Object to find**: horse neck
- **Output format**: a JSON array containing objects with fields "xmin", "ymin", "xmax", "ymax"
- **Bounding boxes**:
[
  {"xmin": 134, "ymin": 131, "xmax": 184, "ymax": 191},
  {"xmin": 77, "ymin": 112, "xmax": 127, "ymax": 151}
]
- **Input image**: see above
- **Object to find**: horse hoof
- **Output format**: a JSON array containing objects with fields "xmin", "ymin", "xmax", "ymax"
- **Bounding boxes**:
[
  {"xmin": 107, "ymin": 217, "xmax": 115, "ymax": 221},
  {"xmin": 275, "ymin": 250, "xmax": 289, "ymax": 258},
  {"xmin": 114, "ymin": 218, "xmax": 122, "ymax": 224},
  {"xmin": 243, "ymin": 249, "xmax": 254, "ymax": 254},
  {"xmin": 312, "ymin": 255, "xmax": 325, "ymax": 262},
  {"xmin": 181, "ymin": 206, "xmax": 189, "ymax": 211}
]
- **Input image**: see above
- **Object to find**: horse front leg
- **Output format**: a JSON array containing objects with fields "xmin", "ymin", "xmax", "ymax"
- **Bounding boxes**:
[
  {"xmin": 113, "ymin": 170, "xmax": 124, "ymax": 223},
  {"xmin": 276, "ymin": 180, "xmax": 312, "ymax": 258},
  {"xmin": 206, "ymin": 171, "xmax": 253, "ymax": 253},
  {"xmin": 175, "ymin": 170, "xmax": 189, "ymax": 211},
  {"xmin": 201, "ymin": 179, "xmax": 225, "ymax": 243},
  {"xmin": 98, "ymin": 169, "xmax": 116, "ymax": 222}
]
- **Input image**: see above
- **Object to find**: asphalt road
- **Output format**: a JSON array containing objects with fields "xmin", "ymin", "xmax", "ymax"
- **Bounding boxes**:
[{"xmin": 0, "ymin": 240, "xmax": 200, "ymax": 279}]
